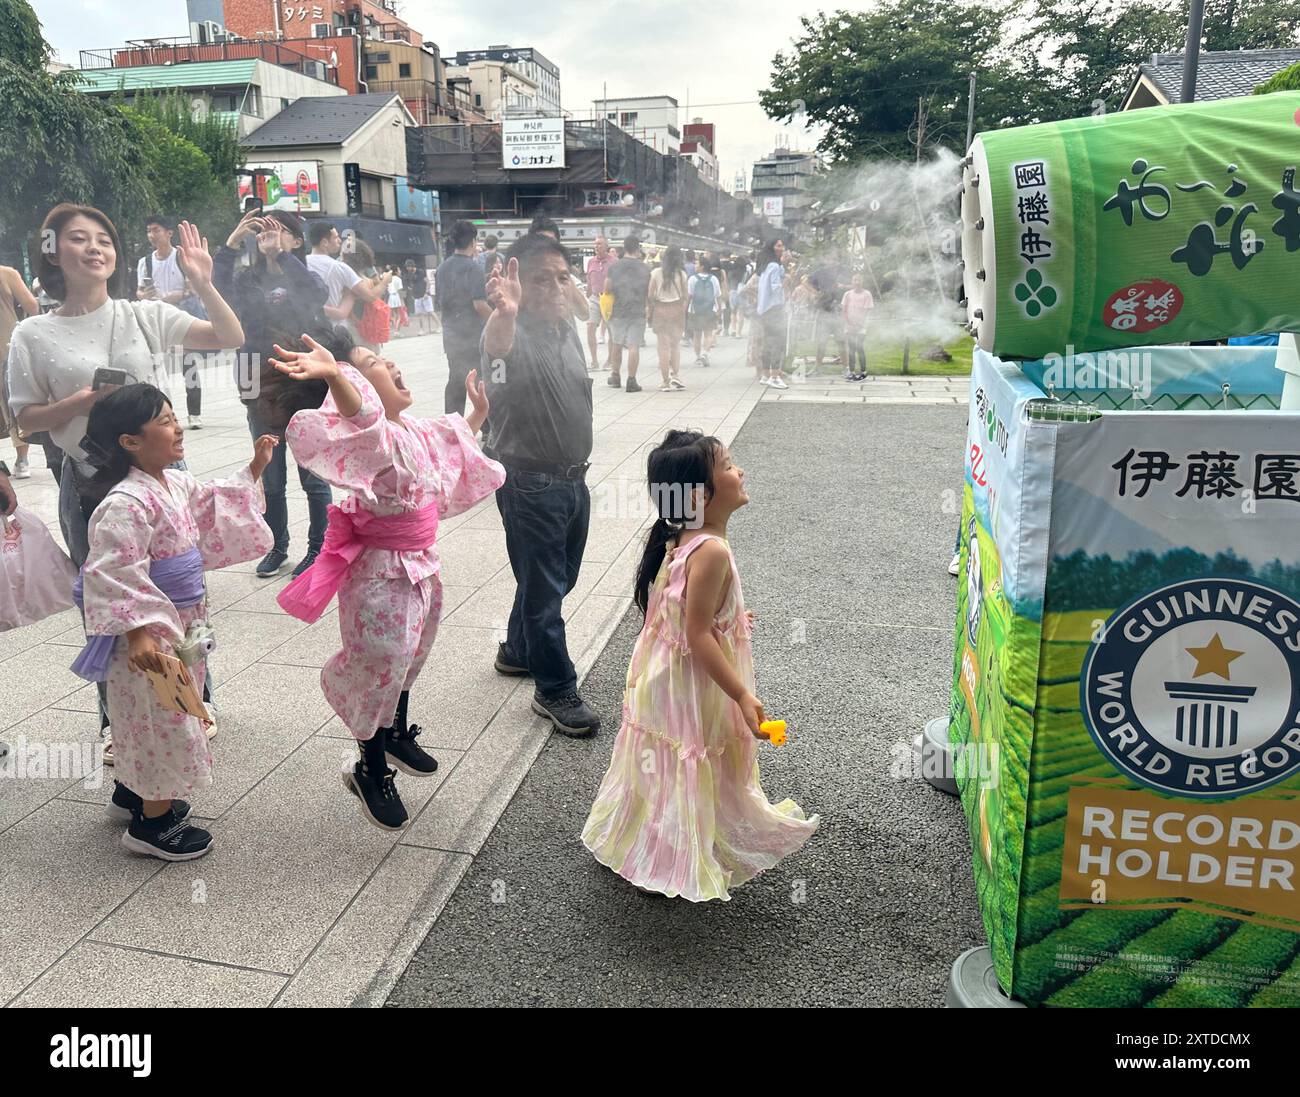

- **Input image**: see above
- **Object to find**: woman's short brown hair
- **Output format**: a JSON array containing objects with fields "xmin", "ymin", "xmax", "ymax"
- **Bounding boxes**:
[{"xmin": 35, "ymin": 203, "xmax": 125, "ymax": 302}]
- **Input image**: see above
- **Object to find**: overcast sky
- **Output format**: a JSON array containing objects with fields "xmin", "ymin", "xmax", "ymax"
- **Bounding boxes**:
[{"xmin": 32, "ymin": 0, "xmax": 822, "ymax": 191}]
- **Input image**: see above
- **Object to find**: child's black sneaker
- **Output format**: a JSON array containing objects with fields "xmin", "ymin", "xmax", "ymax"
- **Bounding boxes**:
[
  {"xmin": 121, "ymin": 808, "xmax": 213, "ymax": 861},
  {"xmin": 343, "ymin": 761, "xmax": 409, "ymax": 830},
  {"xmin": 385, "ymin": 723, "xmax": 439, "ymax": 777},
  {"xmin": 105, "ymin": 782, "xmax": 191, "ymax": 824}
]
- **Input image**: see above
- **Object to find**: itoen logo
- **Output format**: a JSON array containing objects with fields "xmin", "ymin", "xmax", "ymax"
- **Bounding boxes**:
[{"xmin": 49, "ymin": 1029, "xmax": 151, "ymax": 1077}]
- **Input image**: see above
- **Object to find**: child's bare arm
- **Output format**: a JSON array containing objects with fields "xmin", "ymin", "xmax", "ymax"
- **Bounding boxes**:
[{"xmin": 683, "ymin": 540, "xmax": 765, "ymax": 736}]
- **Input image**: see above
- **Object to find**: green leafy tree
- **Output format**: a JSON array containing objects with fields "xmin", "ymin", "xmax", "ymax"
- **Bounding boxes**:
[
  {"xmin": 126, "ymin": 91, "xmax": 243, "ymax": 244},
  {"xmin": 1022, "ymin": 0, "xmax": 1300, "ymax": 116},
  {"xmin": 1256, "ymin": 61, "xmax": 1300, "ymax": 93},
  {"xmin": 0, "ymin": 0, "xmax": 50, "ymax": 74},
  {"xmin": 1201, "ymin": 0, "xmax": 1300, "ymax": 51},
  {"xmin": 761, "ymin": 1, "xmax": 1051, "ymax": 163}
]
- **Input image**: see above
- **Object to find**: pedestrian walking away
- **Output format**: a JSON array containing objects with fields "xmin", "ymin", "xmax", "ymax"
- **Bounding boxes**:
[
  {"xmin": 647, "ymin": 245, "xmax": 688, "ymax": 390},
  {"xmin": 272, "ymin": 334, "xmax": 504, "ymax": 831},
  {"xmin": 436, "ymin": 220, "xmax": 493, "ymax": 421},
  {"xmin": 482, "ymin": 234, "xmax": 601, "ymax": 736},
  {"xmin": 604, "ymin": 235, "xmax": 651, "ymax": 393},
  {"xmin": 582, "ymin": 429, "xmax": 819, "ymax": 899},
  {"xmin": 687, "ymin": 259, "xmax": 722, "ymax": 367},
  {"xmin": 584, "ymin": 235, "xmax": 614, "ymax": 369}
]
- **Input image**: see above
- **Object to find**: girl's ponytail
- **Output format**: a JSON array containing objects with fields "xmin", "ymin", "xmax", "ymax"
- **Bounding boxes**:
[{"xmin": 634, "ymin": 516, "xmax": 678, "ymax": 615}]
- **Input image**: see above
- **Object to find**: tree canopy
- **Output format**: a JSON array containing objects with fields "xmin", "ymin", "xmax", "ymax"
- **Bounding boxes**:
[
  {"xmin": 0, "ymin": 1, "xmax": 240, "ymax": 270},
  {"xmin": 762, "ymin": 0, "xmax": 1300, "ymax": 164}
]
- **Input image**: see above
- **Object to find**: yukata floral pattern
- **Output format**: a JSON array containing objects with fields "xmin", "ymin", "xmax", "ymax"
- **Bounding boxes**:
[
  {"xmin": 82, "ymin": 467, "xmax": 272, "ymax": 799},
  {"xmin": 582, "ymin": 533, "xmax": 819, "ymax": 901},
  {"xmin": 285, "ymin": 365, "xmax": 505, "ymax": 738}
]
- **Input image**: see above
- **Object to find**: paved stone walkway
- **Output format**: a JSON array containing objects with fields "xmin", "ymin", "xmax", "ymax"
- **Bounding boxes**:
[{"xmin": 0, "ymin": 328, "xmax": 964, "ymax": 1006}]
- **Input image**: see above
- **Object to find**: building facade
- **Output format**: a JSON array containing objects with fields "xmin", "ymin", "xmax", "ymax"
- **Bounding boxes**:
[
  {"xmin": 750, "ymin": 147, "xmax": 821, "ymax": 244},
  {"xmin": 451, "ymin": 47, "xmax": 561, "ymax": 116},
  {"xmin": 680, "ymin": 119, "xmax": 719, "ymax": 188},
  {"xmin": 72, "ymin": 56, "xmax": 347, "ymax": 138},
  {"xmin": 407, "ymin": 117, "xmax": 761, "ymax": 253},
  {"xmin": 242, "ymin": 93, "xmax": 437, "ymax": 263},
  {"xmin": 203, "ymin": 0, "xmax": 424, "ymax": 47},
  {"xmin": 444, "ymin": 59, "xmax": 540, "ymax": 119},
  {"xmin": 592, "ymin": 96, "xmax": 680, "ymax": 154}
]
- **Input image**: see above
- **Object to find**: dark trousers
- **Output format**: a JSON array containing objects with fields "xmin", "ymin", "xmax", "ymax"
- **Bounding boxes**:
[
  {"xmin": 845, "ymin": 331, "xmax": 866, "ymax": 372},
  {"xmin": 444, "ymin": 341, "xmax": 479, "ymax": 416},
  {"xmin": 496, "ymin": 468, "xmax": 590, "ymax": 697},
  {"xmin": 246, "ymin": 404, "xmax": 331, "ymax": 555},
  {"xmin": 183, "ymin": 355, "xmax": 204, "ymax": 416}
]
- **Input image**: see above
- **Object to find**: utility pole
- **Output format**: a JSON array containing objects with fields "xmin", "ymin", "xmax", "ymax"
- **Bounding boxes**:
[
  {"xmin": 965, "ymin": 72, "xmax": 977, "ymax": 151},
  {"xmin": 1181, "ymin": 0, "xmax": 1206, "ymax": 104}
]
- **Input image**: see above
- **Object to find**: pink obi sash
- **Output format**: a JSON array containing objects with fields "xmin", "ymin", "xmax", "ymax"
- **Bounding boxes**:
[{"xmin": 277, "ymin": 502, "xmax": 439, "ymax": 623}]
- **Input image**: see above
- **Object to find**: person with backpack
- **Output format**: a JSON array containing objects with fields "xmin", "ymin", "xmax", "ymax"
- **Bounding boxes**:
[{"xmin": 687, "ymin": 256, "xmax": 721, "ymax": 367}]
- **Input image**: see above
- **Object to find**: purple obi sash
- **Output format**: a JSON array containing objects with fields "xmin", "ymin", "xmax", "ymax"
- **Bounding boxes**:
[{"xmin": 70, "ymin": 547, "xmax": 206, "ymax": 682}]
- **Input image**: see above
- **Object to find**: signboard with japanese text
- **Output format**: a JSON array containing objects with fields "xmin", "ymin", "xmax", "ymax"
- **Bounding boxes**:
[
  {"xmin": 344, "ymin": 162, "xmax": 362, "ymax": 217},
  {"xmin": 502, "ymin": 117, "xmax": 565, "ymax": 170},
  {"xmin": 951, "ymin": 346, "xmax": 1300, "ymax": 1007},
  {"xmin": 966, "ymin": 92, "xmax": 1300, "ymax": 358},
  {"xmin": 577, "ymin": 187, "xmax": 634, "ymax": 212},
  {"xmin": 762, "ymin": 196, "xmax": 784, "ymax": 219},
  {"xmin": 237, "ymin": 161, "xmax": 320, "ymax": 213}
]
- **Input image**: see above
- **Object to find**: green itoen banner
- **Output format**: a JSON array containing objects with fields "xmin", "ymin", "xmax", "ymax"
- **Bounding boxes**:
[{"xmin": 961, "ymin": 92, "xmax": 1300, "ymax": 358}]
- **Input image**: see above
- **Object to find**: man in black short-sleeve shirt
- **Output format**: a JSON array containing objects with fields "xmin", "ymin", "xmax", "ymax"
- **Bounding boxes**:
[{"xmin": 481, "ymin": 231, "xmax": 599, "ymax": 736}]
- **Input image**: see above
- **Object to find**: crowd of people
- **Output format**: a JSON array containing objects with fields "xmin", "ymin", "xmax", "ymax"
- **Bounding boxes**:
[{"xmin": 0, "ymin": 202, "xmax": 819, "ymax": 898}]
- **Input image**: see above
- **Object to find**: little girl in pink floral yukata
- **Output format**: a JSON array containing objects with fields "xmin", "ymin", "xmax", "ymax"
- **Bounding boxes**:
[
  {"xmin": 75, "ymin": 384, "xmax": 276, "ymax": 861},
  {"xmin": 272, "ymin": 334, "xmax": 504, "ymax": 831}
]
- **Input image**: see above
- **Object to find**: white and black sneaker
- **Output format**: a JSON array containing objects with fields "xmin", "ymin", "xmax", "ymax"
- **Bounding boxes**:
[
  {"xmin": 385, "ymin": 723, "xmax": 438, "ymax": 777},
  {"xmin": 343, "ymin": 760, "xmax": 409, "ymax": 830},
  {"xmin": 256, "ymin": 549, "xmax": 290, "ymax": 578},
  {"xmin": 532, "ymin": 690, "xmax": 601, "ymax": 737},
  {"xmin": 121, "ymin": 807, "xmax": 213, "ymax": 861},
  {"xmin": 105, "ymin": 781, "xmax": 191, "ymax": 824}
]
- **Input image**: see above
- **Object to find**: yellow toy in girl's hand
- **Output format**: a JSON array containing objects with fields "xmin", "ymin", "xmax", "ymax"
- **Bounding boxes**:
[{"xmin": 760, "ymin": 720, "xmax": 787, "ymax": 746}]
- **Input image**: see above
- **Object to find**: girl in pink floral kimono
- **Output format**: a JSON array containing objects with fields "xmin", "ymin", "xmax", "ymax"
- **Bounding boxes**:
[
  {"xmin": 272, "ymin": 335, "xmax": 504, "ymax": 831},
  {"xmin": 75, "ymin": 384, "xmax": 276, "ymax": 861}
]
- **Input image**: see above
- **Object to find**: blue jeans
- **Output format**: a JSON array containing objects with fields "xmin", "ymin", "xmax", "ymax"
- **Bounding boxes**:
[
  {"xmin": 245, "ymin": 404, "xmax": 331, "ymax": 556},
  {"xmin": 496, "ymin": 468, "xmax": 590, "ymax": 697}
]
